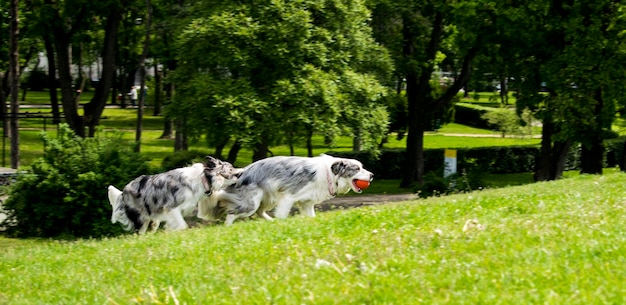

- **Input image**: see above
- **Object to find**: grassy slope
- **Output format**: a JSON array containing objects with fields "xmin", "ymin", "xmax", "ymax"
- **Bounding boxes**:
[{"xmin": 1, "ymin": 172, "xmax": 626, "ymax": 304}]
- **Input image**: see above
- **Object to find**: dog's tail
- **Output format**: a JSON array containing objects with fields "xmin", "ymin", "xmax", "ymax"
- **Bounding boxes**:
[
  {"xmin": 197, "ymin": 190, "xmax": 227, "ymax": 221},
  {"xmin": 197, "ymin": 192, "xmax": 217, "ymax": 220}
]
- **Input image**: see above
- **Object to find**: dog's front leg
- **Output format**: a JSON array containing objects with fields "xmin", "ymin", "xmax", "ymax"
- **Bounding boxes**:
[
  {"xmin": 137, "ymin": 221, "xmax": 151, "ymax": 235},
  {"xmin": 164, "ymin": 210, "xmax": 189, "ymax": 231},
  {"xmin": 256, "ymin": 211, "xmax": 274, "ymax": 221},
  {"xmin": 273, "ymin": 199, "xmax": 296, "ymax": 218},
  {"xmin": 298, "ymin": 202, "xmax": 316, "ymax": 217},
  {"xmin": 149, "ymin": 220, "xmax": 161, "ymax": 233},
  {"xmin": 224, "ymin": 214, "xmax": 239, "ymax": 226}
]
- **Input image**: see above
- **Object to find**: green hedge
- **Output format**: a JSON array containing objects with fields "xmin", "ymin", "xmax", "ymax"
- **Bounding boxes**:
[
  {"xmin": 329, "ymin": 139, "xmax": 626, "ymax": 180},
  {"xmin": 454, "ymin": 103, "xmax": 492, "ymax": 129}
]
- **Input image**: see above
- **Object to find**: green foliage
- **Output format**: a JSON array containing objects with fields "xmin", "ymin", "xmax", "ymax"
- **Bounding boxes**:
[
  {"xmin": 332, "ymin": 143, "xmax": 618, "ymax": 180},
  {"xmin": 173, "ymin": 0, "xmax": 393, "ymax": 156},
  {"xmin": 414, "ymin": 168, "xmax": 484, "ymax": 198},
  {"xmin": 1, "ymin": 124, "xmax": 151, "ymax": 238},
  {"xmin": 160, "ymin": 149, "xmax": 211, "ymax": 171},
  {"xmin": 480, "ymin": 108, "xmax": 521, "ymax": 137},
  {"xmin": 454, "ymin": 103, "xmax": 491, "ymax": 129}
]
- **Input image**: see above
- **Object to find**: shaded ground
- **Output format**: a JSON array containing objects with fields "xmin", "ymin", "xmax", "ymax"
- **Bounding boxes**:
[{"xmin": 316, "ymin": 193, "xmax": 418, "ymax": 212}]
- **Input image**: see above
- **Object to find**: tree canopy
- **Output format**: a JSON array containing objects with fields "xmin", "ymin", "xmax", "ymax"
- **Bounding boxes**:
[
  {"xmin": 3, "ymin": 0, "xmax": 626, "ymax": 180},
  {"xmin": 171, "ymin": 0, "xmax": 393, "ymax": 161},
  {"xmin": 488, "ymin": 0, "xmax": 626, "ymax": 180}
]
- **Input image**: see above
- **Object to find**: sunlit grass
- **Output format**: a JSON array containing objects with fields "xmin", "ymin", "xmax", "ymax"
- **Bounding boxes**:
[
  {"xmin": 10, "ymin": 106, "xmax": 541, "ymax": 168},
  {"xmin": 1, "ymin": 172, "xmax": 626, "ymax": 304}
]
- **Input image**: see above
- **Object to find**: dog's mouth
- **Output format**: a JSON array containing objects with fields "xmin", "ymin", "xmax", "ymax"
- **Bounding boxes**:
[{"xmin": 352, "ymin": 179, "xmax": 363, "ymax": 193}]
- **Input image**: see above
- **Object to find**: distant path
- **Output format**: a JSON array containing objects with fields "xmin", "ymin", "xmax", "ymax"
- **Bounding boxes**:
[
  {"xmin": 317, "ymin": 193, "xmax": 418, "ymax": 212},
  {"xmin": 426, "ymin": 132, "xmax": 541, "ymax": 138}
]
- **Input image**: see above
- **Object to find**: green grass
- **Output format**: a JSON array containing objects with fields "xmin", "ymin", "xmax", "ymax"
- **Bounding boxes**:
[
  {"xmin": 462, "ymin": 91, "xmax": 518, "ymax": 107},
  {"xmin": 2, "ymin": 172, "xmax": 626, "ymax": 304},
  {"xmin": 5, "ymin": 105, "xmax": 543, "ymax": 169},
  {"xmin": 20, "ymin": 90, "xmax": 96, "ymax": 105}
]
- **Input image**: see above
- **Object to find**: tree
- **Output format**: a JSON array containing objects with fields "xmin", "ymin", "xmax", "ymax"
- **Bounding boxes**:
[
  {"xmin": 481, "ymin": 108, "xmax": 521, "ymax": 138},
  {"xmin": 492, "ymin": 0, "xmax": 626, "ymax": 180},
  {"xmin": 369, "ymin": 0, "xmax": 492, "ymax": 187},
  {"xmin": 9, "ymin": 0, "xmax": 19, "ymax": 168},
  {"xmin": 32, "ymin": 0, "xmax": 129, "ymax": 137},
  {"xmin": 0, "ymin": 0, "xmax": 10, "ymax": 141},
  {"xmin": 148, "ymin": 0, "xmax": 195, "ymax": 140},
  {"xmin": 172, "ymin": 0, "xmax": 393, "ymax": 162},
  {"xmin": 134, "ymin": 0, "xmax": 153, "ymax": 152}
]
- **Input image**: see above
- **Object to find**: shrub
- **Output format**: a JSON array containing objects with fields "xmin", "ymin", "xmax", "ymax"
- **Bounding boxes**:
[
  {"xmin": 1, "ymin": 124, "xmax": 152, "ymax": 238},
  {"xmin": 454, "ymin": 103, "xmax": 491, "ymax": 129},
  {"xmin": 160, "ymin": 149, "xmax": 212, "ymax": 171},
  {"xmin": 481, "ymin": 108, "xmax": 520, "ymax": 137}
]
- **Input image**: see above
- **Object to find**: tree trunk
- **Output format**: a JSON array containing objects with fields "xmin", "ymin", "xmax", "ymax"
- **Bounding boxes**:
[
  {"xmin": 534, "ymin": 118, "xmax": 572, "ymax": 181},
  {"xmin": 252, "ymin": 138, "xmax": 269, "ymax": 161},
  {"xmin": 306, "ymin": 128, "xmax": 313, "ymax": 157},
  {"xmin": 227, "ymin": 140, "xmax": 242, "ymax": 164},
  {"xmin": 9, "ymin": 0, "xmax": 20, "ymax": 169},
  {"xmin": 0, "ymin": 72, "xmax": 9, "ymax": 140},
  {"xmin": 352, "ymin": 129, "xmax": 362, "ymax": 152},
  {"xmin": 160, "ymin": 68, "xmax": 175, "ymax": 139},
  {"xmin": 20, "ymin": 49, "xmax": 37, "ymax": 102},
  {"xmin": 401, "ymin": 11, "xmax": 442, "ymax": 188},
  {"xmin": 400, "ymin": 11, "xmax": 481, "ymax": 188},
  {"xmin": 152, "ymin": 62, "xmax": 163, "ymax": 116},
  {"xmin": 174, "ymin": 118, "xmax": 187, "ymax": 151},
  {"xmin": 84, "ymin": 5, "xmax": 123, "ymax": 137},
  {"xmin": 134, "ymin": 0, "xmax": 153, "ymax": 152},
  {"xmin": 580, "ymin": 139, "xmax": 604, "ymax": 175},
  {"xmin": 580, "ymin": 89, "xmax": 605, "ymax": 175},
  {"xmin": 550, "ymin": 140, "xmax": 571, "ymax": 179},
  {"xmin": 52, "ymin": 20, "xmax": 84, "ymax": 136},
  {"xmin": 214, "ymin": 136, "xmax": 229, "ymax": 160},
  {"xmin": 160, "ymin": 118, "xmax": 174, "ymax": 139},
  {"xmin": 535, "ymin": 119, "xmax": 554, "ymax": 181},
  {"xmin": 401, "ymin": 69, "xmax": 425, "ymax": 188},
  {"xmin": 110, "ymin": 69, "xmax": 118, "ymax": 104},
  {"xmin": 44, "ymin": 37, "xmax": 61, "ymax": 124},
  {"xmin": 620, "ymin": 140, "xmax": 626, "ymax": 172},
  {"xmin": 400, "ymin": 13, "xmax": 421, "ymax": 188}
]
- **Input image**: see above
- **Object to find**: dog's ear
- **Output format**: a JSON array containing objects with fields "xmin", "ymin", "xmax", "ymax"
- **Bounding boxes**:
[
  {"xmin": 331, "ymin": 160, "xmax": 349, "ymax": 176},
  {"xmin": 331, "ymin": 160, "xmax": 360, "ymax": 178},
  {"xmin": 107, "ymin": 185, "xmax": 123, "ymax": 208},
  {"xmin": 205, "ymin": 156, "xmax": 219, "ymax": 170}
]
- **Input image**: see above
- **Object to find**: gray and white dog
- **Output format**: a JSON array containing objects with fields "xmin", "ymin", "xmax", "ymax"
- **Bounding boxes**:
[
  {"xmin": 197, "ymin": 154, "xmax": 373, "ymax": 225},
  {"xmin": 107, "ymin": 156, "xmax": 241, "ymax": 234}
]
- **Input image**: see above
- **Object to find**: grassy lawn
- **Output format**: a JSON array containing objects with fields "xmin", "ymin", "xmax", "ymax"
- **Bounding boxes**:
[
  {"xmin": 4, "ymin": 105, "xmax": 542, "ymax": 170},
  {"xmin": 1, "ymin": 172, "xmax": 625, "ymax": 304}
]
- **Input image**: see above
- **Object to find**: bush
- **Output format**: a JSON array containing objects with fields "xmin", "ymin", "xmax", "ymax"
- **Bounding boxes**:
[
  {"xmin": 481, "ymin": 108, "xmax": 520, "ymax": 137},
  {"xmin": 160, "ymin": 149, "xmax": 212, "ymax": 171},
  {"xmin": 454, "ymin": 103, "xmax": 492, "ymax": 129},
  {"xmin": 1, "ymin": 124, "xmax": 152, "ymax": 238}
]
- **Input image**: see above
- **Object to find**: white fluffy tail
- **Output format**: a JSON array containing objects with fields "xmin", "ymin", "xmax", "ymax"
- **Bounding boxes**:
[{"xmin": 197, "ymin": 191, "xmax": 221, "ymax": 221}]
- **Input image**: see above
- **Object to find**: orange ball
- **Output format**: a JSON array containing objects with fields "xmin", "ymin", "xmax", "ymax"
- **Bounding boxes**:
[{"xmin": 355, "ymin": 179, "xmax": 370, "ymax": 190}]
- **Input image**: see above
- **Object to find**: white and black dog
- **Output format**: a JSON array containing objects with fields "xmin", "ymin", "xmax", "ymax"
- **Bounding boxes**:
[
  {"xmin": 107, "ymin": 156, "xmax": 241, "ymax": 234},
  {"xmin": 197, "ymin": 154, "xmax": 373, "ymax": 225}
]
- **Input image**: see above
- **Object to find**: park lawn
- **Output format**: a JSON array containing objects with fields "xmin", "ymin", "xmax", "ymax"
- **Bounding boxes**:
[
  {"xmin": 7, "ymin": 106, "xmax": 543, "ymax": 170},
  {"xmin": 20, "ymin": 90, "xmax": 96, "ymax": 105},
  {"xmin": 1, "ymin": 172, "xmax": 625, "ymax": 304}
]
